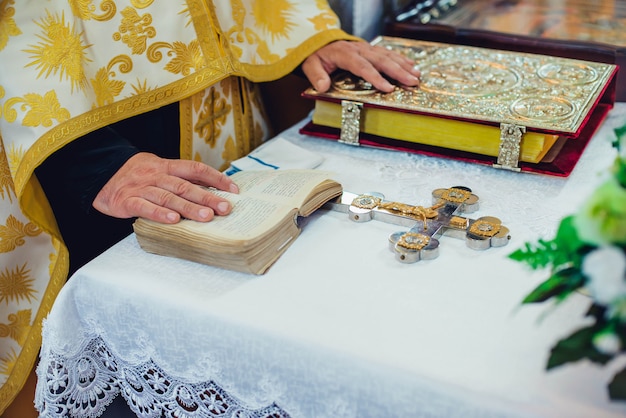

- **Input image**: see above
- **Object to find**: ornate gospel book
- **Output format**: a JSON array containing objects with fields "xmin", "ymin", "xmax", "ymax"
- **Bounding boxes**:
[
  {"xmin": 300, "ymin": 36, "xmax": 617, "ymax": 176},
  {"xmin": 386, "ymin": 0, "xmax": 626, "ymax": 101},
  {"xmin": 133, "ymin": 169, "xmax": 342, "ymax": 274}
]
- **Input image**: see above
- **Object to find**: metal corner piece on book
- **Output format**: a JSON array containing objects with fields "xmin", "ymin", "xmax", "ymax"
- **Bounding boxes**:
[
  {"xmin": 339, "ymin": 100, "xmax": 363, "ymax": 146},
  {"xmin": 493, "ymin": 123, "xmax": 525, "ymax": 172}
]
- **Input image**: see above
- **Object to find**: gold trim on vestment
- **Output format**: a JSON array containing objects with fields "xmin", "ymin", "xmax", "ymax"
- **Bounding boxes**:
[{"xmin": 0, "ymin": 2, "xmax": 356, "ymax": 413}]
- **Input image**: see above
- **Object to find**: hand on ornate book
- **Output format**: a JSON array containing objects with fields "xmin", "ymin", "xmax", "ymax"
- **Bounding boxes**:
[
  {"xmin": 302, "ymin": 40, "xmax": 421, "ymax": 93},
  {"xmin": 301, "ymin": 36, "xmax": 618, "ymax": 176}
]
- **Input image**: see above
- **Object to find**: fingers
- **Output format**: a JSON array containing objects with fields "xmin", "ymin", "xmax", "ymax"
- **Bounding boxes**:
[
  {"xmin": 165, "ymin": 158, "xmax": 239, "ymax": 194},
  {"xmin": 119, "ymin": 195, "xmax": 185, "ymax": 224},
  {"xmin": 302, "ymin": 41, "xmax": 421, "ymax": 93},
  {"xmin": 367, "ymin": 45, "xmax": 421, "ymax": 87},
  {"xmin": 338, "ymin": 43, "xmax": 420, "ymax": 92},
  {"xmin": 120, "ymin": 185, "xmax": 225, "ymax": 224},
  {"xmin": 301, "ymin": 53, "xmax": 333, "ymax": 93},
  {"xmin": 93, "ymin": 153, "xmax": 239, "ymax": 224}
]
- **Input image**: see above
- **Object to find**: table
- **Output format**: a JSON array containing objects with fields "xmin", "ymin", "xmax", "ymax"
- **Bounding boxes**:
[{"xmin": 34, "ymin": 104, "xmax": 626, "ymax": 418}]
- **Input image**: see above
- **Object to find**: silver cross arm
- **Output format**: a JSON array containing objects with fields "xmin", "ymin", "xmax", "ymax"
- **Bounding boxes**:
[{"xmin": 324, "ymin": 187, "xmax": 511, "ymax": 263}]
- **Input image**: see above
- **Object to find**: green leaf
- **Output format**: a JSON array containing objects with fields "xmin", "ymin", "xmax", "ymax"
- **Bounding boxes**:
[
  {"xmin": 553, "ymin": 216, "xmax": 589, "ymax": 258},
  {"xmin": 508, "ymin": 239, "xmax": 558, "ymax": 270},
  {"xmin": 608, "ymin": 367, "xmax": 626, "ymax": 401},
  {"xmin": 508, "ymin": 216, "xmax": 591, "ymax": 271},
  {"xmin": 554, "ymin": 215, "xmax": 579, "ymax": 242},
  {"xmin": 547, "ymin": 325, "xmax": 613, "ymax": 369},
  {"xmin": 522, "ymin": 267, "xmax": 585, "ymax": 304},
  {"xmin": 614, "ymin": 124, "xmax": 626, "ymax": 150}
]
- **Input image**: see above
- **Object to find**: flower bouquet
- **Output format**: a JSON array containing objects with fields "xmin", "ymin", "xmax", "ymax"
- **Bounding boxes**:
[{"xmin": 509, "ymin": 123, "xmax": 626, "ymax": 401}]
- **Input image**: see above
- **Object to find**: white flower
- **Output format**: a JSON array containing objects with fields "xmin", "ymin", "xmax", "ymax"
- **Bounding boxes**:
[
  {"xmin": 573, "ymin": 178, "xmax": 626, "ymax": 246},
  {"xmin": 593, "ymin": 331, "xmax": 622, "ymax": 355},
  {"xmin": 582, "ymin": 246, "xmax": 626, "ymax": 305}
]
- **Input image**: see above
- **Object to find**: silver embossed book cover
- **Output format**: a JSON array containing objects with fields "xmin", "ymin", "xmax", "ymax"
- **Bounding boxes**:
[{"xmin": 301, "ymin": 36, "xmax": 618, "ymax": 176}]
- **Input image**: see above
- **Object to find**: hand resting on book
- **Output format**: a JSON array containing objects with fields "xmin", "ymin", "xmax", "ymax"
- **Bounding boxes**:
[
  {"xmin": 94, "ymin": 42, "xmax": 420, "ymax": 227},
  {"xmin": 302, "ymin": 40, "xmax": 421, "ymax": 93},
  {"xmin": 94, "ymin": 152, "xmax": 240, "ymax": 225}
]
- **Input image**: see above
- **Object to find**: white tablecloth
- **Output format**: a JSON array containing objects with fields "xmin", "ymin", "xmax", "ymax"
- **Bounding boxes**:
[{"xmin": 35, "ymin": 104, "xmax": 626, "ymax": 418}]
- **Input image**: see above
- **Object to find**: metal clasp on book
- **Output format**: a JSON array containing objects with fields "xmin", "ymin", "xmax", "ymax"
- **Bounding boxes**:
[
  {"xmin": 339, "ymin": 100, "xmax": 363, "ymax": 146},
  {"xmin": 493, "ymin": 123, "xmax": 525, "ymax": 172}
]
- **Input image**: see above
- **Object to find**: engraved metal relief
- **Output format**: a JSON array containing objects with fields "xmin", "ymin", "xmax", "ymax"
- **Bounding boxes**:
[
  {"xmin": 420, "ymin": 60, "xmax": 520, "ymax": 97},
  {"xmin": 510, "ymin": 97, "xmax": 575, "ymax": 123},
  {"xmin": 309, "ymin": 37, "xmax": 616, "ymax": 134},
  {"xmin": 383, "ymin": 44, "xmax": 429, "ymax": 61},
  {"xmin": 537, "ymin": 63, "xmax": 598, "ymax": 85},
  {"xmin": 494, "ymin": 123, "xmax": 525, "ymax": 171},
  {"xmin": 332, "ymin": 73, "xmax": 377, "ymax": 96},
  {"xmin": 339, "ymin": 100, "xmax": 363, "ymax": 146}
]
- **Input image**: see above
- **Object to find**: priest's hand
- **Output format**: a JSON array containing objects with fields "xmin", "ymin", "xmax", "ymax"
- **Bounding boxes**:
[
  {"xmin": 301, "ymin": 40, "xmax": 421, "ymax": 93},
  {"xmin": 93, "ymin": 152, "xmax": 239, "ymax": 223}
]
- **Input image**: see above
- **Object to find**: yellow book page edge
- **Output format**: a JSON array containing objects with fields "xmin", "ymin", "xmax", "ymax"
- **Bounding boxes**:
[{"xmin": 313, "ymin": 101, "xmax": 559, "ymax": 164}]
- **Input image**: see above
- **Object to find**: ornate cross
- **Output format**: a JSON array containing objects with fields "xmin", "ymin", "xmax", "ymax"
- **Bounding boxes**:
[{"xmin": 325, "ymin": 186, "xmax": 511, "ymax": 263}]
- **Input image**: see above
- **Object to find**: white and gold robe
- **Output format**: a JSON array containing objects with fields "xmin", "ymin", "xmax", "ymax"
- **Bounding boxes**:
[{"xmin": 0, "ymin": 0, "xmax": 354, "ymax": 410}]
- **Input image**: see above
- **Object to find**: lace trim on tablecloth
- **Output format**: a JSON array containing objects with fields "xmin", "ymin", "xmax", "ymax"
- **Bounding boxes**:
[{"xmin": 36, "ymin": 335, "xmax": 290, "ymax": 418}]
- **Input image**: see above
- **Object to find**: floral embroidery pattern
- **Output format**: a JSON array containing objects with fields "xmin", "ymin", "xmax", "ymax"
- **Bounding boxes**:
[
  {"xmin": 3, "ymin": 91, "xmax": 71, "ymax": 127},
  {"xmin": 91, "ymin": 56, "xmax": 132, "ymax": 107},
  {"xmin": 113, "ymin": 7, "xmax": 155, "ymax": 55},
  {"xmin": 251, "ymin": 0, "xmax": 296, "ymax": 42},
  {"xmin": 309, "ymin": 0, "xmax": 338, "ymax": 31},
  {"xmin": 23, "ymin": 11, "xmax": 92, "ymax": 92},
  {"xmin": 0, "ymin": 309, "xmax": 32, "ymax": 344},
  {"xmin": 147, "ymin": 40, "xmax": 204, "ymax": 75},
  {"xmin": 195, "ymin": 87, "xmax": 231, "ymax": 148},
  {"xmin": 0, "ymin": 0, "xmax": 21, "ymax": 52},
  {"xmin": 0, "ymin": 215, "xmax": 41, "ymax": 253},
  {"xmin": 38, "ymin": 336, "xmax": 290, "ymax": 418},
  {"xmin": 0, "ymin": 263, "xmax": 37, "ymax": 305}
]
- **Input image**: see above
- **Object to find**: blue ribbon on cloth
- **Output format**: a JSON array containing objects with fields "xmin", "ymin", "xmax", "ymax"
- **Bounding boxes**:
[{"xmin": 225, "ymin": 137, "xmax": 325, "ymax": 175}]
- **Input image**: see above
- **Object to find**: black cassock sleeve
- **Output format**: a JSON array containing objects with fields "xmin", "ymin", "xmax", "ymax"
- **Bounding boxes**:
[
  {"xmin": 35, "ymin": 102, "xmax": 180, "ymax": 274},
  {"xmin": 37, "ymin": 125, "xmax": 141, "ymax": 214}
]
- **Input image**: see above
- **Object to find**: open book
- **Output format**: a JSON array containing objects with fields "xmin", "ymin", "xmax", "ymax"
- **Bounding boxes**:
[{"xmin": 133, "ymin": 169, "xmax": 342, "ymax": 274}]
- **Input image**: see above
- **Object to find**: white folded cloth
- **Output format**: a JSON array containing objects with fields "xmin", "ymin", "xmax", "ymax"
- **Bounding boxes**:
[{"xmin": 225, "ymin": 137, "xmax": 325, "ymax": 175}]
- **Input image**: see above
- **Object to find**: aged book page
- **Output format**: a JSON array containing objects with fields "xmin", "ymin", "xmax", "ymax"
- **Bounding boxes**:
[
  {"xmin": 133, "ymin": 169, "xmax": 342, "ymax": 274},
  {"xmin": 135, "ymin": 169, "xmax": 340, "ymax": 241}
]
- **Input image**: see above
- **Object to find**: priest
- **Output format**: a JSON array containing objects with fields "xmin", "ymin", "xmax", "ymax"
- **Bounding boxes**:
[{"xmin": 0, "ymin": 0, "xmax": 419, "ymax": 414}]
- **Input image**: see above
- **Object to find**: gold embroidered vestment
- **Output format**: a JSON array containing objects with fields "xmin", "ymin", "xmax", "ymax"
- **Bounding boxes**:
[{"xmin": 0, "ymin": 0, "xmax": 354, "ymax": 410}]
